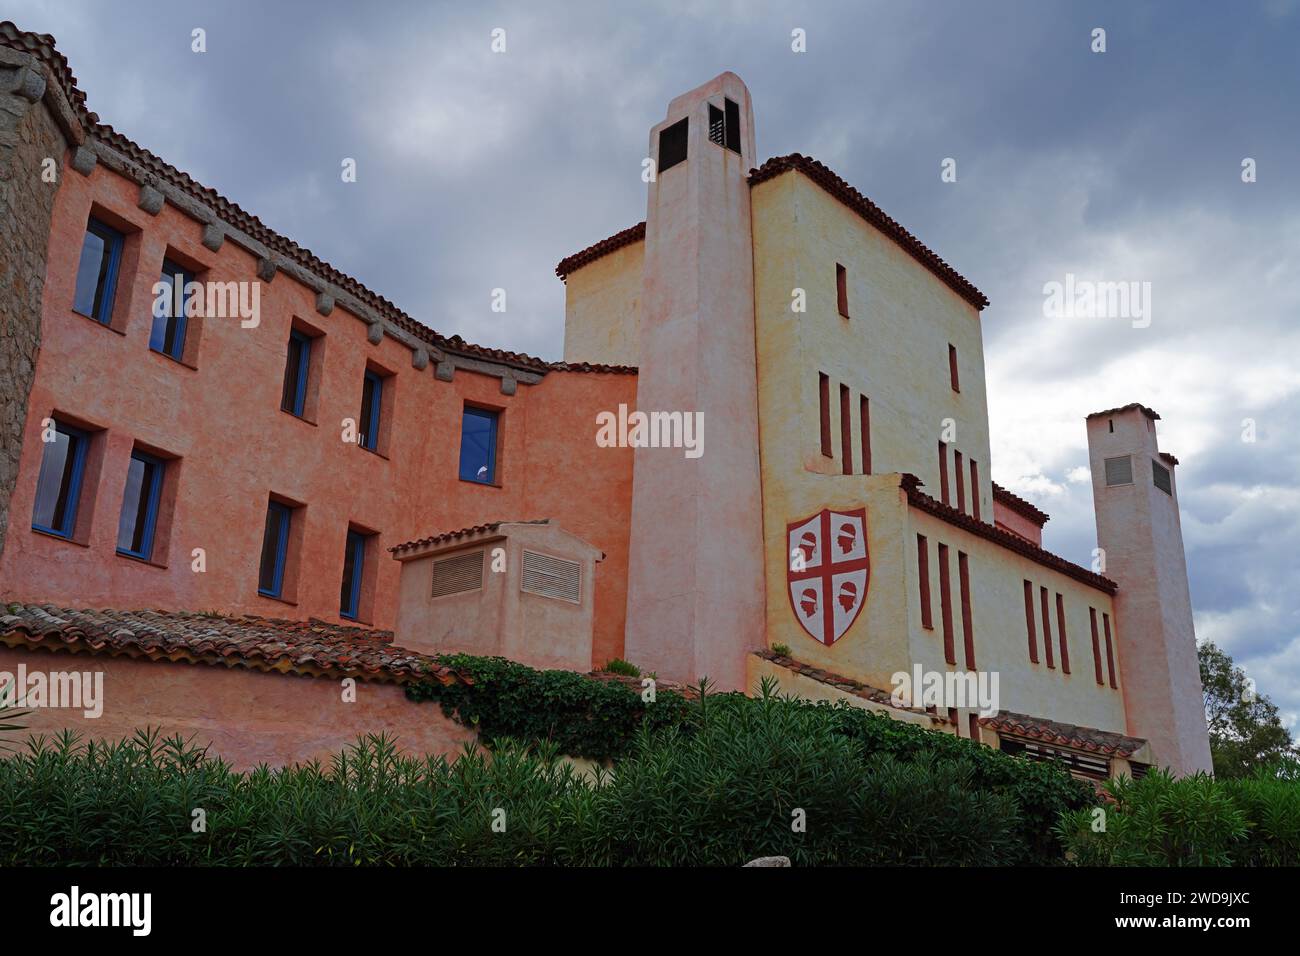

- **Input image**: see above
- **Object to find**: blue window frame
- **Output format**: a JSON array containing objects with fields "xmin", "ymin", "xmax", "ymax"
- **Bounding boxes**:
[
  {"xmin": 281, "ymin": 330, "xmax": 311, "ymax": 416},
  {"xmin": 149, "ymin": 259, "xmax": 191, "ymax": 361},
  {"xmin": 31, "ymin": 421, "xmax": 89, "ymax": 538},
  {"xmin": 72, "ymin": 218, "xmax": 124, "ymax": 325},
  {"xmin": 258, "ymin": 501, "xmax": 292, "ymax": 598},
  {"xmin": 359, "ymin": 370, "xmax": 383, "ymax": 451},
  {"xmin": 458, "ymin": 406, "xmax": 499, "ymax": 483},
  {"xmin": 339, "ymin": 529, "xmax": 367, "ymax": 620},
  {"xmin": 115, "ymin": 451, "xmax": 165, "ymax": 560}
]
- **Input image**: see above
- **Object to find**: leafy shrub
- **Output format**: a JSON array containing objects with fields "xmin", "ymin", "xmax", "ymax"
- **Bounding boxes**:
[
  {"xmin": 1055, "ymin": 768, "xmax": 1300, "ymax": 866},
  {"xmin": 601, "ymin": 658, "xmax": 640, "ymax": 678},
  {"xmin": 770, "ymin": 643, "xmax": 791, "ymax": 657}
]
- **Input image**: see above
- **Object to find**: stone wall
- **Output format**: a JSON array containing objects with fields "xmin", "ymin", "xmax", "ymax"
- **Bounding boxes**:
[{"xmin": 0, "ymin": 49, "xmax": 67, "ymax": 558}]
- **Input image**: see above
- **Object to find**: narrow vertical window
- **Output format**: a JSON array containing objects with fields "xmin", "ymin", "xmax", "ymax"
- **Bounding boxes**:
[
  {"xmin": 658, "ymin": 117, "xmax": 688, "ymax": 172},
  {"xmin": 1056, "ymin": 593, "xmax": 1071, "ymax": 674},
  {"xmin": 459, "ymin": 406, "xmax": 500, "ymax": 483},
  {"xmin": 72, "ymin": 218, "xmax": 124, "ymax": 325},
  {"xmin": 839, "ymin": 383, "xmax": 852, "ymax": 475},
  {"xmin": 819, "ymin": 373, "xmax": 832, "ymax": 457},
  {"xmin": 916, "ymin": 534, "xmax": 932, "ymax": 629},
  {"xmin": 339, "ymin": 528, "xmax": 367, "ymax": 620},
  {"xmin": 1103, "ymin": 612, "xmax": 1118, "ymax": 688},
  {"xmin": 1090, "ymin": 608, "xmax": 1104, "ymax": 685},
  {"xmin": 955, "ymin": 450, "xmax": 965, "ymax": 513},
  {"xmin": 1040, "ymin": 585, "xmax": 1055, "ymax": 669},
  {"xmin": 359, "ymin": 369, "xmax": 383, "ymax": 451},
  {"xmin": 859, "ymin": 395, "xmax": 871, "ymax": 474},
  {"xmin": 723, "ymin": 97, "xmax": 741, "ymax": 153},
  {"xmin": 948, "ymin": 707, "xmax": 959, "ymax": 735},
  {"xmin": 116, "ymin": 450, "xmax": 164, "ymax": 560},
  {"xmin": 970, "ymin": 459, "xmax": 980, "ymax": 520},
  {"xmin": 938, "ymin": 441, "xmax": 949, "ymax": 506},
  {"xmin": 149, "ymin": 259, "xmax": 190, "ymax": 361},
  {"xmin": 938, "ymin": 543, "xmax": 955, "ymax": 665},
  {"xmin": 948, "ymin": 344, "xmax": 960, "ymax": 392},
  {"xmin": 281, "ymin": 330, "xmax": 311, "ymax": 417},
  {"xmin": 958, "ymin": 551, "xmax": 975, "ymax": 669},
  {"xmin": 968, "ymin": 713, "xmax": 980, "ymax": 745},
  {"xmin": 258, "ymin": 501, "xmax": 292, "ymax": 598},
  {"xmin": 836, "ymin": 263, "xmax": 849, "ymax": 318},
  {"xmin": 31, "ymin": 422, "xmax": 89, "ymax": 539},
  {"xmin": 1023, "ymin": 580, "xmax": 1039, "ymax": 663}
]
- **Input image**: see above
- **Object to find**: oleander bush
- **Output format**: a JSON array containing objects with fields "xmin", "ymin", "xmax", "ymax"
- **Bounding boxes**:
[{"xmin": 1056, "ymin": 766, "xmax": 1300, "ymax": 866}]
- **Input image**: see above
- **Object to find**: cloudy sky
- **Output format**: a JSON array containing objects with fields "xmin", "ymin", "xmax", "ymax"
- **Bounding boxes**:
[{"xmin": 12, "ymin": 1, "xmax": 1299, "ymax": 724}]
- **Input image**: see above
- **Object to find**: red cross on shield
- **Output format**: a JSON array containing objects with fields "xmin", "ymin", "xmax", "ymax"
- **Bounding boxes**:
[{"xmin": 786, "ymin": 507, "xmax": 869, "ymax": 646}]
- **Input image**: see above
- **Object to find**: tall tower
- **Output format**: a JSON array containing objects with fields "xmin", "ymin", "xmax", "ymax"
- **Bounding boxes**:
[
  {"xmin": 1086, "ymin": 404, "xmax": 1212, "ymax": 775},
  {"xmin": 623, "ymin": 73, "xmax": 766, "ymax": 690}
]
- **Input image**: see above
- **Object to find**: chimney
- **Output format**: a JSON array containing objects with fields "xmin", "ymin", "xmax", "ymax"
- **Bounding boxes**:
[
  {"xmin": 1086, "ymin": 404, "xmax": 1212, "ymax": 775},
  {"xmin": 622, "ymin": 73, "xmax": 765, "ymax": 690}
]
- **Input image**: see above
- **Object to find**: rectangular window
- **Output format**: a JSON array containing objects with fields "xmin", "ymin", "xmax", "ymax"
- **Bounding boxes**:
[
  {"xmin": 839, "ymin": 383, "xmax": 852, "ymax": 475},
  {"xmin": 949, "ymin": 344, "xmax": 960, "ymax": 392},
  {"xmin": 970, "ymin": 459, "xmax": 980, "ymax": 520},
  {"xmin": 339, "ymin": 528, "xmax": 366, "ymax": 620},
  {"xmin": 1040, "ymin": 586, "xmax": 1055, "ymax": 668},
  {"xmin": 938, "ymin": 543, "xmax": 955, "ymax": 665},
  {"xmin": 258, "ymin": 501, "xmax": 292, "ymax": 598},
  {"xmin": 836, "ymin": 263, "xmax": 849, "ymax": 318},
  {"xmin": 955, "ymin": 450, "xmax": 965, "ymax": 513},
  {"xmin": 281, "ymin": 330, "xmax": 311, "ymax": 417},
  {"xmin": 72, "ymin": 218, "xmax": 124, "ymax": 325},
  {"xmin": 707, "ymin": 99, "xmax": 741, "ymax": 154},
  {"xmin": 1056, "ymin": 593, "xmax": 1071, "ymax": 674},
  {"xmin": 359, "ymin": 370, "xmax": 383, "ymax": 451},
  {"xmin": 819, "ymin": 373, "xmax": 832, "ymax": 457},
  {"xmin": 1153, "ymin": 460, "xmax": 1172, "ymax": 495},
  {"xmin": 658, "ymin": 117, "xmax": 688, "ymax": 172},
  {"xmin": 948, "ymin": 707, "xmax": 959, "ymax": 734},
  {"xmin": 1103, "ymin": 612, "xmax": 1118, "ymax": 688},
  {"xmin": 1090, "ymin": 608, "xmax": 1104, "ymax": 685},
  {"xmin": 31, "ymin": 421, "xmax": 89, "ymax": 538},
  {"xmin": 1104, "ymin": 455, "xmax": 1133, "ymax": 486},
  {"xmin": 115, "ymin": 450, "xmax": 164, "ymax": 560},
  {"xmin": 917, "ymin": 534, "xmax": 932, "ymax": 629},
  {"xmin": 1023, "ymin": 580, "xmax": 1039, "ymax": 663},
  {"xmin": 959, "ymin": 551, "xmax": 975, "ymax": 669},
  {"xmin": 859, "ymin": 395, "xmax": 871, "ymax": 474},
  {"xmin": 149, "ymin": 259, "xmax": 190, "ymax": 361},
  {"xmin": 459, "ymin": 406, "xmax": 499, "ymax": 483},
  {"xmin": 938, "ymin": 441, "xmax": 949, "ymax": 506},
  {"xmin": 968, "ymin": 713, "xmax": 980, "ymax": 745}
]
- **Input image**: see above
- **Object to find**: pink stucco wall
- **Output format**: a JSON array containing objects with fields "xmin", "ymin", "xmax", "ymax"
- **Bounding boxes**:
[
  {"xmin": 0, "ymin": 645, "xmax": 477, "ymax": 770},
  {"xmin": 0, "ymin": 151, "xmax": 636, "ymax": 667}
]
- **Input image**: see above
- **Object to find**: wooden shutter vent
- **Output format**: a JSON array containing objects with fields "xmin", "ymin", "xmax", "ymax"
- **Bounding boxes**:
[
  {"xmin": 431, "ymin": 551, "xmax": 484, "ymax": 598},
  {"xmin": 521, "ymin": 550, "xmax": 582, "ymax": 604}
]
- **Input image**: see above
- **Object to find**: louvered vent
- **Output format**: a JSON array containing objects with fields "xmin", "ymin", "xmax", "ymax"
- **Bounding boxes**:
[
  {"xmin": 521, "ymin": 550, "xmax": 581, "ymax": 604},
  {"xmin": 430, "ymin": 550, "xmax": 484, "ymax": 598},
  {"xmin": 1104, "ymin": 455, "xmax": 1133, "ymax": 486},
  {"xmin": 1152, "ymin": 460, "xmax": 1172, "ymax": 495}
]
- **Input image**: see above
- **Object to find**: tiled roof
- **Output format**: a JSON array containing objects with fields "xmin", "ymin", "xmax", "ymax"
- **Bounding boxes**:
[
  {"xmin": 980, "ymin": 710, "xmax": 1146, "ymax": 758},
  {"xmin": 749, "ymin": 154, "xmax": 990, "ymax": 311},
  {"xmin": 390, "ymin": 519, "xmax": 551, "ymax": 555},
  {"xmin": 1086, "ymin": 402, "xmax": 1161, "ymax": 422},
  {"xmin": 901, "ymin": 474, "xmax": 1117, "ymax": 594},
  {"xmin": 755, "ymin": 649, "xmax": 941, "ymax": 718},
  {"xmin": 555, "ymin": 221, "xmax": 646, "ymax": 280},
  {"xmin": 1159, "ymin": 451, "xmax": 1180, "ymax": 467},
  {"xmin": 991, "ymin": 482, "xmax": 1050, "ymax": 527},
  {"xmin": 0, "ymin": 21, "xmax": 630, "ymax": 380},
  {"xmin": 0, "ymin": 604, "xmax": 466, "ymax": 686}
]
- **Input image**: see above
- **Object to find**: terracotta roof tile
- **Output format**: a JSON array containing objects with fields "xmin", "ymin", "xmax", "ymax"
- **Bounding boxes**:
[
  {"xmin": 0, "ymin": 604, "xmax": 466, "ymax": 686},
  {"xmin": 901, "ymin": 474, "xmax": 1117, "ymax": 594},
  {"xmin": 555, "ymin": 222, "xmax": 646, "ymax": 280},
  {"xmin": 390, "ymin": 519, "xmax": 551, "ymax": 555},
  {"xmin": 1086, "ymin": 402, "xmax": 1161, "ymax": 422},
  {"xmin": 755, "ymin": 649, "xmax": 941, "ymax": 718},
  {"xmin": 991, "ymin": 482, "xmax": 1050, "ymax": 527},
  {"xmin": 749, "ymin": 154, "xmax": 989, "ymax": 311},
  {"xmin": 980, "ymin": 710, "xmax": 1146, "ymax": 758}
]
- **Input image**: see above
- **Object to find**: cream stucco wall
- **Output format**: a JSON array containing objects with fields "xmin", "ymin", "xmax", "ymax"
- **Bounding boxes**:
[{"xmin": 561, "ymin": 239, "xmax": 644, "ymax": 367}]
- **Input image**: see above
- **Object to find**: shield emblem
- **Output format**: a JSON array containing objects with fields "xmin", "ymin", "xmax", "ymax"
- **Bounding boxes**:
[{"xmin": 786, "ymin": 507, "xmax": 869, "ymax": 646}]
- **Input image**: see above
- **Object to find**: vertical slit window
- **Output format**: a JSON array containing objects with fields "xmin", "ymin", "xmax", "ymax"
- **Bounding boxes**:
[
  {"xmin": 723, "ymin": 97, "xmax": 741, "ymax": 153},
  {"xmin": 839, "ymin": 383, "xmax": 852, "ymax": 474},
  {"xmin": 1040, "ymin": 586, "xmax": 1055, "ymax": 668},
  {"xmin": 1023, "ymin": 580, "xmax": 1039, "ymax": 663},
  {"xmin": 1090, "ymin": 608, "xmax": 1104, "ymax": 685},
  {"xmin": 31, "ymin": 421, "xmax": 89, "ymax": 539},
  {"xmin": 281, "ymin": 330, "xmax": 311, "ymax": 417},
  {"xmin": 836, "ymin": 263, "xmax": 849, "ymax": 318},
  {"xmin": 938, "ymin": 543, "xmax": 955, "ymax": 665},
  {"xmin": 968, "ymin": 713, "xmax": 980, "ymax": 744},
  {"xmin": 819, "ymin": 373, "xmax": 832, "ymax": 457},
  {"xmin": 359, "ymin": 370, "xmax": 383, "ymax": 451},
  {"xmin": 72, "ymin": 218, "xmax": 124, "ymax": 325},
  {"xmin": 1103, "ymin": 612, "xmax": 1118, "ymax": 688},
  {"xmin": 959, "ymin": 551, "xmax": 975, "ymax": 669},
  {"xmin": 149, "ymin": 259, "xmax": 191, "ymax": 361},
  {"xmin": 938, "ymin": 441, "xmax": 949, "ymax": 506},
  {"xmin": 1056, "ymin": 593, "xmax": 1071, "ymax": 674},
  {"xmin": 917, "ymin": 534, "xmax": 932, "ymax": 629},
  {"xmin": 955, "ymin": 450, "xmax": 965, "ymax": 513},
  {"xmin": 115, "ymin": 450, "xmax": 164, "ymax": 560},
  {"xmin": 949, "ymin": 343, "xmax": 960, "ymax": 392},
  {"xmin": 258, "ymin": 501, "xmax": 292, "ymax": 598},
  {"xmin": 970, "ymin": 459, "xmax": 980, "ymax": 520},
  {"xmin": 859, "ymin": 395, "xmax": 871, "ymax": 474}
]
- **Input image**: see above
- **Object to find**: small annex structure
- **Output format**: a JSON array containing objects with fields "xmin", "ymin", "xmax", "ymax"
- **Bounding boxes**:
[{"xmin": 0, "ymin": 23, "xmax": 1211, "ymax": 779}]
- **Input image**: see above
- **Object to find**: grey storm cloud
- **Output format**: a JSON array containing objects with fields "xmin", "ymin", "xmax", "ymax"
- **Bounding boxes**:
[{"xmin": 11, "ymin": 0, "xmax": 1300, "ymax": 721}]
